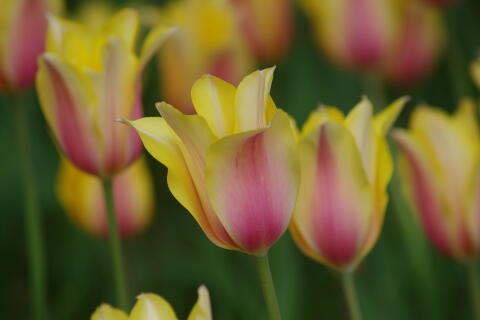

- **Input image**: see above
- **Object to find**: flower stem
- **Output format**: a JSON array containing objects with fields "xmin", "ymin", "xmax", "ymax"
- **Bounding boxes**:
[
  {"xmin": 341, "ymin": 271, "xmax": 362, "ymax": 320},
  {"xmin": 363, "ymin": 72, "xmax": 387, "ymax": 111},
  {"xmin": 102, "ymin": 179, "xmax": 128, "ymax": 310},
  {"xmin": 12, "ymin": 94, "xmax": 47, "ymax": 320},
  {"xmin": 468, "ymin": 261, "xmax": 480, "ymax": 320},
  {"xmin": 255, "ymin": 254, "xmax": 282, "ymax": 320}
]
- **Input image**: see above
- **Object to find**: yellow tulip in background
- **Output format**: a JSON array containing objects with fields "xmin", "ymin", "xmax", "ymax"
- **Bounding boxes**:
[
  {"xmin": 230, "ymin": 0, "xmax": 294, "ymax": 63},
  {"xmin": 57, "ymin": 157, "xmax": 154, "ymax": 238},
  {"xmin": 158, "ymin": 0, "xmax": 252, "ymax": 114},
  {"xmin": 36, "ymin": 8, "xmax": 176, "ymax": 177},
  {"xmin": 393, "ymin": 100, "xmax": 480, "ymax": 260},
  {"xmin": 0, "ymin": 0, "xmax": 62, "ymax": 91},
  {"xmin": 91, "ymin": 286, "xmax": 212, "ymax": 320}
]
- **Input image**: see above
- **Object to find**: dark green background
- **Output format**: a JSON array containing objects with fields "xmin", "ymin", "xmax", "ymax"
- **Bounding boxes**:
[{"xmin": 2, "ymin": 0, "xmax": 480, "ymax": 319}]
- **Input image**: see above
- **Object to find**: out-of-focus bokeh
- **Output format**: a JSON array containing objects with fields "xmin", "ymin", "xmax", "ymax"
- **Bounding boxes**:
[{"xmin": 1, "ymin": 0, "xmax": 480, "ymax": 319}]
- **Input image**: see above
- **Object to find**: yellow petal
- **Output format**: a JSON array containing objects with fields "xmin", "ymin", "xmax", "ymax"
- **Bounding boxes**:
[
  {"xmin": 139, "ymin": 25, "xmax": 177, "ymax": 71},
  {"xmin": 187, "ymin": 286, "xmax": 212, "ymax": 320},
  {"xmin": 130, "ymin": 293, "xmax": 178, "ymax": 320},
  {"xmin": 373, "ymin": 96, "xmax": 408, "ymax": 136},
  {"xmin": 91, "ymin": 304, "xmax": 128, "ymax": 320},
  {"xmin": 191, "ymin": 74, "xmax": 236, "ymax": 137},
  {"xmin": 100, "ymin": 8, "xmax": 139, "ymax": 51},
  {"xmin": 234, "ymin": 67, "xmax": 277, "ymax": 132},
  {"xmin": 301, "ymin": 105, "xmax": 345, "ymax": 136},
  {"xmin": 345, "ymin": 96, "xmax": 374, "ymax": 181}
]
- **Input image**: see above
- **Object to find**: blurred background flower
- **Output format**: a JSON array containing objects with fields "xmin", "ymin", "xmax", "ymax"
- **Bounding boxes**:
[
  {"xmin": 57, "ymin": 157, "xmax": 154, "ymax": 238},
  {"xmin": 0, "ymin": 0, "xmax": 63, "ymax": 92}
]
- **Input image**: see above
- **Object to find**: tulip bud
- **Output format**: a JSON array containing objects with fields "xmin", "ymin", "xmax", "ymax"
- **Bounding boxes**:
[
  {"xmin": 91, "ymin": 286, "xmax": 212, "ymax": 320},
  {"xmin": 36, "ymin": 9, "xmax": 176, "ymax": 177},
  {"xmin": 124, "ymin": 68, "xmax": 299, "ymax": 255},
  {"xmin": 300, "ymin": 0, "xmax": 396, "ymax": 70},
  {"xmin": 158, "ymin": 0, "xmax": 253, "ymax": 114},
  {"xmin": 393, "ymin": 100, "xmax": 480, "ymax": 260},
  {"xmin": 381, "ymin": 0, "xmax": 444, "ymax": 86},
  {"xmin": 230, "ymin": 0, "xmax": 294, "ymax": 63},
  {"xmin": 291, "ymin": 97, "xmax": 406, "ymax": 270},
  {"xmin": 0, "ymin": 0, "xmax": 62, "ymax": 92},
  {"xmin": 57, "ymin": 157, "xmax": 154, "ymax": 238}
]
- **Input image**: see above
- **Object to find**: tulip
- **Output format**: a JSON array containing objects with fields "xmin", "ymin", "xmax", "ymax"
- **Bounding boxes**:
[
  {"xmin": 57, "ymin": 157, "xmax": 154, "ymax": 238},
  {"xmin": 291, "ymin": 97, "xmax": 406, "ymax": 271},
  {"xmin": 392, "ymin": 100, "xmax": 480, "ymax": 260},
  {"xmin": 124, "ymin": 67, "xmax": 299, "ymax": 255},
  {"xmin": 158, "ymin": 0, "xmax": 253, "ymax": 114},
  {"xmin": 91, "ymin": 285, "xmax": 212, "ymax": 320},
  {"xmin": 36, "ymin": 9, "xmax": 176, "ymax": 177},
  {"xmin": 381, "ymin": 0, "xmax": 444, "ymax": 86},
  {"xmin": 230, "ymin": 0, "xmax": 294, "ymax": 63},
  {"xmin": 0, "ymin": 0, "xmax": 62, "ymax": 91},
  {"xmin": 300, "ymin": 0, "xmax": 396, "ymax": 70}
]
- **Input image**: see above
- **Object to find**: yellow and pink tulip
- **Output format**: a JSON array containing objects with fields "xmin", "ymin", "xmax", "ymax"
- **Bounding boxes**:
[
  {"xmin": 300, "ymin": 0, "xmax": 396, "ymax": 70},
  {"xmin": 124, "ymin": 67, "xmax": 299, "ymax": 255},
  {"xmin": 57, "ymin": 157, "xmax": 154, "ymax": 238},
  {"xmin": 381, "ymin": 0, "xmax": 444, "ymax": 86},
  {"xmin": 0, "ymin": 0, "xmax": 62, "ymax": 91},
  {"xmin": 158, "ymin": 0, "xmax": 252, "ymax": 114},
  {"xmin": 92, "ymin": 285, "xmax": 212, "ymax": 320},
  {"xmin": 291, "ymin": 97, "xmax": 406, "ymax": 270},
  {"xmin": 36, "ymin": 9, "xmax": 176, "ymax": 177},
  {"xmin": 393, "ymin": 100, "xmax": 480, "ymax": 260},
  {"xmin": 230, "ymin": 0, "xmax": 294, "ymax": 63}
]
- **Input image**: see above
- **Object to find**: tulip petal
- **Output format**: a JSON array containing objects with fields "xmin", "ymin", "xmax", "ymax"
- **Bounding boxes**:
[
  {"xmin": 91, "ymin": 304, "xmax": 128, "ymax": 320},
  {"xmin": 293, "ymin": 121, "xmax": 373, "ymax": 270},
  {"xmin": 345, "ymin": 97, "xmax": 374, "ymax": 181},
  {"xmin": 373, "ymin": 96, "xmax": 408, "ymax": 135},
  {"xmin": 187, "ymin": 286, "xmax": 212, "ymax": 320},
  {"xmin": 36, "ymin": 55, "xmax": 101, "ymax": 174},
  {"xmin": 99, "ymin": 37, "xmax": 141, "ymax": 174},
  {"xmin": 124, "ymin": 117, "xmax": 235, "ymax": 249},
  {"xmin": 301, "ymin": 106, "xmax": 345, "ymax": 136},
  {"xmin": 205, "ymin": 110, "xmax": 299, "ymax": 254},
  {"xmin": 392, "ymin": 129, "xmax": 453, "ymax": 256},
  {"xmin": 101, "ymin": 8, "xmax": 139, "ymax": 51},
  {"xmin": 130, "ymin": 293, "xmax": 178, "ymax": 320},
  {"xmin": 139, "ymin": 25, "xmax": 177, "ymax": 71},
  {"xmin": 191, "ymin": 74, "xmax": 236, "ymax": 137},
  {"xmin": 234, "ymin": 67, "xmax": 277, "ymax": 132}
]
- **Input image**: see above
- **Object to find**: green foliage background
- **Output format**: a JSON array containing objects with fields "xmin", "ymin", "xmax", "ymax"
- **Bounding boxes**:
[{"xmin": 2, "ymin": 0, "xmax": 480, "ymax": 319}]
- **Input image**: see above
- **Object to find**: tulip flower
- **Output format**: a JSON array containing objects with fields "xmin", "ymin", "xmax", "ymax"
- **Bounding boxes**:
[
  {"xmin": 291, "ymin": 97, "xmax": 406, "ymax": 271},
  {"xmin": 381, "ymin": 0, "xmax": 444, "ymax": 86},
  {"xmin": 91, "ymin": 285, "xmax": 212, "ymax": 320},
  {"xmin": 230, "ymin": 0, "xmax": 294, "ymax": 63},
  {"xmin": 36, "ymin": 9, "xmax": 176, "ymax": 177},
  {"xmin": 124, "ymin": 67, "xmax": 298, "ymax": 255},
  {"xmin": 158, "ymin": 0, "xmax": 253, "ymax": 114},
  {"xmin": 300, "ymin": 0, "xmax": 396, "ymax": 70},
  {"xmin": 0, "ymin": 0, "xmax": 62, "ymax": 91},
  {"xmin": 393, "ymin": 100, "xmax": 480, "ymax": 260},
  {"xmin": 57, "ymin": 157, "xmax": 154, "ymax": 238}
]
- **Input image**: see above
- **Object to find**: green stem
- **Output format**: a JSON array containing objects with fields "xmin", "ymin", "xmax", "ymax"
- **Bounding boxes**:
[
  {"xmin": 12, "ymin": 94, "xmax": 47, "ymax": 320},
  {"xmin": 255, "ymin": 254, "xmax": 282, "ymax": 320},
  {"xmin": 102, "ymin": 179, "xmax": 128, "ymax": 310},
  {"xmin": 341, "ymin": 272, "xmax": 362, "ymax": 320},
  {"xmin": 363, "ymin": 72, "xmax": 387, "ymax": 110},
  {"xmin": 468, "ymin": 261, "xmax": 480, "ymax": 320}
]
